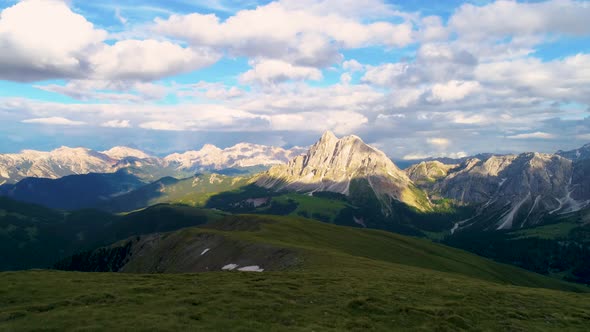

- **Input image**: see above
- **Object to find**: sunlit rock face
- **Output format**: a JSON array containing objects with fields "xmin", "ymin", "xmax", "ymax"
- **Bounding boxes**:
[{"xmin": 257, "ymin": 131, "xmax": 429, "ymax": 211}]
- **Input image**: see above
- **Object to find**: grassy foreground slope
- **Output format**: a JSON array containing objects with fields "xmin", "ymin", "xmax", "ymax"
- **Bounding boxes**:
[
  {"xmin": 2, "ymin": 215, "xmax": 589, "ymax": 330},
  {"xmin": 2, "ymin": 266, "xmax": 590, "ymax": 330}
]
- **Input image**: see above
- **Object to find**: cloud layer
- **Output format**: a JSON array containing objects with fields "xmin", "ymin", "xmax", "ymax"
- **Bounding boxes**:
[{"xmin": 1, "ymin": 0, "xmax": 590, "ymax": 159}]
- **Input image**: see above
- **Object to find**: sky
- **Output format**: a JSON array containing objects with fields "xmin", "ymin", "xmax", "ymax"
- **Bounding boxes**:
[{"xmin": 0, "ymin": 0, "xmax": 589, "ymax": 159}]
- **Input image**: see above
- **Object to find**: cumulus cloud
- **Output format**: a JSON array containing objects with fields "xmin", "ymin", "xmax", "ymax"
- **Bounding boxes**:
[
  {"xmin": 240, "ymin": 60, "xmax": 323, "ymax": 85},
  {"xmin": 0, "ymin": 0, "xmax": 106, "ymax": 81},
  {"xmin": 154, "ymin": 1, "xmax": 413, "ymax": 68},
  {"xmin": 475, "ymin": 54, "xmax": 590, "ymax": 103},
  {"xmin": 270, "ymin": 111, "xmax": 368, "ymax": 134},
  {"xmin": 89, "ymin": 40, "xmax": 219, "ymax": 81},
  {"xmin": 0, "ymin": 0, "xmax": 218, "ymax": 83},
  {"xmin": 2, "ymin": 0, "xmax": 590, "ymax": 159},
  {"xmin": 342, "ymin": 59, "xmax": 364, "ymax": 72},
  {"xmin": 428, "ymin": 80, "xmax": 480, "ymax": 103},
  {"xmin": 450, "ymin": 0, "xmax": 590, "ymax": 41},
  {"xmin": 21, "ymin": 117, "xmax": 86, "ymax": 126}
]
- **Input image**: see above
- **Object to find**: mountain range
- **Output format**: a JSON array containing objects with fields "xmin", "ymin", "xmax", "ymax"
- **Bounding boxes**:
[
  {"xmin": 0, "ymin": 143, "xmax": 305, "ymax": 185},
  {"xmin": 1, "ymin": 131, "xmax": 590, "ymax": 286}
]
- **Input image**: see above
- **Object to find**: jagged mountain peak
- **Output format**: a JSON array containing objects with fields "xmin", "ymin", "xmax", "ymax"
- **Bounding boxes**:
[
  {"xmin": 102, "ymin": 146, "xmax": 151, "ymax": 160},
  {"xmin": 319, "ymin": 130, "xmax": 337, "ymax": 142},
  {"xmin": 257, "ymin": 132, "xmax": 427, "ymax": 211},
  {"xmin": 199, "ymin": 144, "xmax": 223, "ymax": 153}
]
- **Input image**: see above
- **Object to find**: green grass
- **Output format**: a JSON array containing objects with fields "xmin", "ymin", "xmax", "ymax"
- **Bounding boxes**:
[
  {"xmin": 2, "ymin": 266, "xmax": 590, "ymax": 330},
  {"xmin": 2, "ymin": 215, "xmax": 590, "ymax": 330},
  {"xmin": 265, "ymin": 193, "xmax": 349, "ymax": 222},
  {"xmin": 511, "ymin": 222, "xmax": 580, "ymax": 240},
  {"xmin": 221, "ymin": 215, "xmax": 585, "ymax": 291}
]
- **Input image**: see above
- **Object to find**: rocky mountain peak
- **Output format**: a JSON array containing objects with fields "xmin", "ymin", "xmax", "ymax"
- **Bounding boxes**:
[
  {"xmin": 102, "ymin": 146, "xmax": 151, "ymax": 160},
  {"xmin": 199, "ymin": 144, "xmax": 223, "ymax": 154},
  {"xmin": 257, "ymin": 132, "xmax": 427, "ymax": 211}
]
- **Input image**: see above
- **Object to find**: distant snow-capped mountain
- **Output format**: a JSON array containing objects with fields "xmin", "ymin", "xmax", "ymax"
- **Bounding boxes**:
[
  {"xmin": 164, "ymin": 143, "xmax": 306, "ymax": 171},
  {"xmin": 0, "ymin": 143, "xmax": 306, "ymax": 184}
]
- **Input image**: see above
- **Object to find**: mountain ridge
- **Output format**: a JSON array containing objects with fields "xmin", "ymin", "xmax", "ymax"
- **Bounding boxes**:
[
  {"xmin": 256, "ymin": 131, "xmax": 429, "ymax": 212},
  {"xmin": 0, "ymin": 143, "xmax": 305, "ymax": 184}
]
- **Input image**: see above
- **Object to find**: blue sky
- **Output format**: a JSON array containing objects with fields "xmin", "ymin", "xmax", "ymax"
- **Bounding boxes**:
[{"xmin": 0, "ymin": 0, "xmax": 589, "ymax": 158}]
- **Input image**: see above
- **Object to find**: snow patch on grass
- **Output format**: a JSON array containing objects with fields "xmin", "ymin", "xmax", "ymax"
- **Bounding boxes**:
[
  {"xmin": 237, "ymin": 265, "xmax": 264, "ymax": 272},
  {"xmin": 222, "ymin": 264, "xmax": 238, "ymax": 270},
  {"xmin": 200, "ymin": 248, "xmax": 210, "ymax": 256}
]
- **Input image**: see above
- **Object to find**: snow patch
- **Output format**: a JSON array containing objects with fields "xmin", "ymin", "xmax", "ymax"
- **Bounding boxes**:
[
  {"xmin": 221, "ymin": 264, "xmax": 238, "ymax": 271},
  {"xmin": 498, "ymin": 177, "xmax": 508, "ymax": 187},
  {"xmin": 200, "ymin": 248, "xmax": 210, "ymax": 256},
  {"xmin": 237, "ymin": 265, "xmax": 264, "ymax": 272}
]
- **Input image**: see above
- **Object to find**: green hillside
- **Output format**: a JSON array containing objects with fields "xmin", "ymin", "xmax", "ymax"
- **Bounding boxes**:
[
  {"xmin": 102, "ymin": 173, "xmax": 252, "ymax": 212},
  {"xmin": 444, "ymin": 206, "xmax": 590, "ymax": 284},
  {"xmin": 2, "ymin": 214, "xmax": 589, "ymax": 330},
  {"xmin": 0, "ymin": 197, "xmax": 225, "ymax": 270},
  {"xmin": 59, "ymin": 214, "xmax": 586, "ymax": 292}
]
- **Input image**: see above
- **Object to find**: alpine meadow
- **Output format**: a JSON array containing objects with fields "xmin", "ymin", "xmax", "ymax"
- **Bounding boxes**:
[{"xmin": 1, "ymin": 0, "xmax": 590, "ymax": 331}]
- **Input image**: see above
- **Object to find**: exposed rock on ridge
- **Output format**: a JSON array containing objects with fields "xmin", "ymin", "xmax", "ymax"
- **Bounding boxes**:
[{"xmin": 256, "ymin": 131, "xmax": 428, "ymax": 211}]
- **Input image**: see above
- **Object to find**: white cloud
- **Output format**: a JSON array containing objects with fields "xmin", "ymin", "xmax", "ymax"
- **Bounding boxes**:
[
  {"xmin": 507, "ymin": 132, "xmax": 556, "ymax": 139},
  {"xmin": 0, "ymin": 0, "xmax": 219, "ymax": 83},
  {"xmin": 270, "ymin": 111, "xmax": 367, "ymax": 134},
  {"xmin": 475, "ymin": 54, "xmax": 590, "ymax": 103},
  {"xmin": 89, "ymin": 40, "xmax": 219, "ymax": 81},
  {"xmin": 155, "ymin": 1, "xmax": 413, "ymax": 68},
  {"xmin": 342, "ymin": 59, "xmax": 364, "ymax": 72},
  {"xmin": 577, "ymin": 133, "xmax": 590, "ymax": 140},
  {"xmin": 240, "ymin": 59, "xmax": 322, "ymax": 85},
  {"xmin": 175, "ymin": 81, "xmax": 243, "ymax": 100},
  {"xmin": 362, "ymin": 63, "xmax": 408, "ymax": 86},
  {"xmin": 340, "ymin": 73, "xmax": 352, "ymax": 85},
  {"xmin": 35, "ymin": 80, "xmax": 169, "ymax": 102},
  {"xmin": 428, "ymin": 80, "xmax": 480, "ymax": 102},
  {"xmin": 427, "ymin": 137, "xmax": 451, "ymax": 148},
  {"xmin": 115, "ymin": 7, "xmax": 127, "ymax": 25},
  {"xmin": 419, "ymin": 15, "xmax": 448, "ymax": 42},
  {"xmin": 21, "ymin": 117, "xmax": 86, "ymax": 126},
  {"xmin": 0, "ymin": 0, "xmax": 106, "ymax": 81},
  {"xmin": 139, "ymin": 121, "xmax": 183, "ymax": 131},
  {"xmin": 101, "ymin": 119, "xmax": 131, "ymax": 128},
  {"xmin": 279, "ymin": 0, "xmax": 401, "ymax": 19},
  {"xmin": 450, "ymin": 0, "xmax": 590, "ymax": 41}
]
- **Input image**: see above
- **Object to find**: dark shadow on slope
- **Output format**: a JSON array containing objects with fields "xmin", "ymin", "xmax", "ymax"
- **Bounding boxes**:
[
  {"xmin": 0, "ymin": 197, "xmax": 223, "ymax": 271},
  {"xmin": 443, "ymin": 206, "xmax": 590, "ymax": 285},
  {"xmin": 0, "ymin": 169, "xmax": 145, "ymax": 210},
  {"xmin": 97, "ymin": 176, "xmax": 181, "ymax": 212},
  {"xmin": 204, "ymin": 176, "xmax": 473, "ymax": 237}
]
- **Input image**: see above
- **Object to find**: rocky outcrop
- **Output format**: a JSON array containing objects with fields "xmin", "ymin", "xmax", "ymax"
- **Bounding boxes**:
[
  {"xmin": 436, "ymin": 153, "xmax": 580, "ymax": 229},
  {"xmin": 557, "ymin": 143, "xmax": 590, "ymax": 162},
  {"xmin": 405, "ymin": 161, "xmax": 458, "ymax": 185},
  {"xmin": 256, "ymin": 131, "xmax": 429, "ymax": 211}
]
